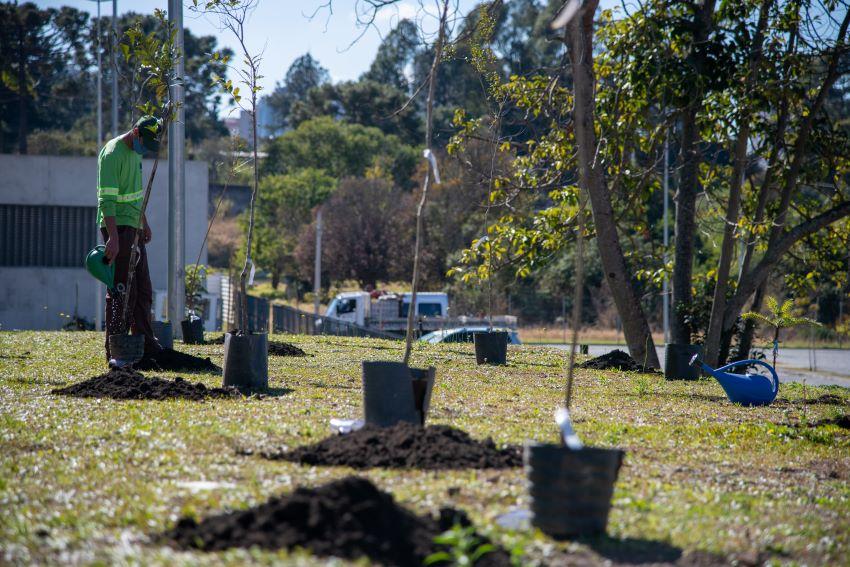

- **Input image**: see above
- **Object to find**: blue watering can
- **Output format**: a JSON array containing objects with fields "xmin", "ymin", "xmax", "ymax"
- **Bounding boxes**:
[{"xmin": 689, "ymin": 354, "xmax": 779, "ymax": 407}]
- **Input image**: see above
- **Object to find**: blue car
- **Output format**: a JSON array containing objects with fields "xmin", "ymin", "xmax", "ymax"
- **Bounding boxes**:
[{"xmin": 420, "ymin": 327, "xmax": 521, "ymax": 345}]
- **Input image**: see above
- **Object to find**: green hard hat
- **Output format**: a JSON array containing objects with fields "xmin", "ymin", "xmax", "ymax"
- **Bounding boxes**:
[{"xmin": 85, "ymin": 245, "xmax": 115, "ymax": 289}]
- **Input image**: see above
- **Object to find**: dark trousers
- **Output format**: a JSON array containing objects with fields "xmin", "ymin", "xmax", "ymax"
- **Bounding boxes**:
[{"xmin": 101, "ymin": 226, "xmax": 160, "ymax": 360}]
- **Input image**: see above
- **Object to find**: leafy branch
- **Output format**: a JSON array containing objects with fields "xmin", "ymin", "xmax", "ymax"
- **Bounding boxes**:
[{"xmin": 742, "ymin": 296, "xmax": 821, "ymax": 366}]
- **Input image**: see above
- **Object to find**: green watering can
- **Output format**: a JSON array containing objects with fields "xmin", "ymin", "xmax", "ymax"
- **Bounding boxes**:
[{"xmin": 84, "ymin": 245, "xmax": 115, "ymax": 291}]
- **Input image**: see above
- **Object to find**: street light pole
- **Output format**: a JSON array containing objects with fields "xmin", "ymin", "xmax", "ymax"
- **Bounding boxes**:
[
  {"xmin": 92, "ymin": 0, "xmax": 105, "ymax": 332},
  {"xmin": 661, "ymin": 134, "xmax": 670, "ymax": 344},
  {"xmin": 111, "ymin": 0, "xmax": 118, "ymax": 137},
  {"xmin": 167, "ymin": 0, "xmax": 186, "ymax": 332}
]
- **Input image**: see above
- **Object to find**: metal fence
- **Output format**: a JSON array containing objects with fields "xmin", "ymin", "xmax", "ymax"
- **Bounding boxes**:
[
  {"xmin": 221, "ymin": 274, "xmax": 397, "ymax": 340},
  {"xmin": 271, "ymin": 303, "xmax": 400, "ymax": 340},
  {"xmin": 223, "ymin": 281, "xmax": 270, "ymax": 332}
]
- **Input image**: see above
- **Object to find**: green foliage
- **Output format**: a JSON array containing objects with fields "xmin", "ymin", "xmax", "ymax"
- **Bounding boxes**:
[
  {"xmin": 425, "ymin": 523, "xmax": 495, "ymax": 566},
  {"xmin": 184, "ymin": 264, "xmax": 208, "ymax": 316},
  {"xmin": 264, "ymin": 53, "xmax": 329, "ymax": 134},
  {"xmin": 742, "ymin": 296, "xmax": 821, "ymax": 334},
  {"xmin": 263, "ymin": 116, "xmax": 419, "ymax": 187},
  {"xmin": 252, "ymin": 168, "xmax": 336, "ymax": 288},
  {"xmin": 119, "ymin": 8, "xmax": 180, "ymax": 122},
  {"xmin": 289, "ymin": 79, "xmax": 423, "ymax": 142},
  {"xmin": 743, "ymin": 296, "xmax": 822, "ymax": 365}
]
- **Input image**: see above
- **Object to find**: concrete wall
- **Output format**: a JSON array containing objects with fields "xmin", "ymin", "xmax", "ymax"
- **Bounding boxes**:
[{"xmin": 0, "ymin": 153, "xmax": 208, "ymax": 330}]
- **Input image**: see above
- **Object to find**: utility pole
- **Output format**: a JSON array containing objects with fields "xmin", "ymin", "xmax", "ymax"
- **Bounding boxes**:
[
  {"xmin": 167, "ymin": 0, "xmax": 186, "ymax": 332},
  {"xmin": 662, "ymin": 134, "xmax": 670, "ymax": 345},
  {"xmin": 92, "ymin": 0, "xmax": 105, "ymax": 332},
  {"xmin": 111, "ymin": 0, "xmax": 118, "ymax": 137},
  {"xmin": 313, "ymin": 208, "xmax": 323, "ymax": 317}
]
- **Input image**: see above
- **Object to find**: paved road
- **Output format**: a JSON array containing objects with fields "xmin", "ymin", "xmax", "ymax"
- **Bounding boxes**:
[{"xmin": 542, "ymin": 344, "xmax": 850, "ymax": 388}]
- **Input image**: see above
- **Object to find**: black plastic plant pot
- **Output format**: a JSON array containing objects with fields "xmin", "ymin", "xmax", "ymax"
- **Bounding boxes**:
[
  {"xmin": 409, "ymin": 366, "xmax": 436, "ymax": 426},
  {"xmin": 362, "ymin": 361, "xmax": 419, "ymax": 427},
  {"xmin": 473, "ymin": 331, "xmax": 509, "ymax": 365},
  {"xmin": 181, "ymin": 318, "xmax": 205, "ymax": 345},
  {"xmin": 664, "ymin": 343, "xmax": 703, "ymax": 380},
  {"xmin": 524, "ymin": 443, "xmax": 624, "ymax": 539},
  {"xmin": 222, "ymin": 331, "xmax": 268, "ymax": 391},
  {"xmin": 108, "ymin": 333, "xmax": 144, "ymax": 365},
  {"xmin": 151, "ymin": 321, "xmax": 173, "ymax": 350}
]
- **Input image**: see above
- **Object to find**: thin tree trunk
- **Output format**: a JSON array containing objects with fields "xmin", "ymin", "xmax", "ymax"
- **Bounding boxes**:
[
  {"xmin": 733, "ymin": 281, "xmax": 766, "ymax": 361},
  {"xmin": 240, "ymin": 96, "xmax": 260, "ymax": 332},
  {"xmin": 704, "ymin": 0, "xmax": 770, "ymax": 365},
  {"xmin": 566, "ymin": 0, "xmax": 659, "ymax": 368},
  {"xmin": 720, "ymin": 8, "xmax": 850, "ymax": 341},
  {"xmin": 670, "ymin": 0, "xmax": 716, "ymax": 346},
  {"xmin": 402, "ymin": 0, "xmax": 448, "ymax": 366}
]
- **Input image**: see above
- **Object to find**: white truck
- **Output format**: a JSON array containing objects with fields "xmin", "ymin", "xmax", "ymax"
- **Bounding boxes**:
[{"xmin": 317, "ymin": 291, "xmax": 516, "ymax": 337}]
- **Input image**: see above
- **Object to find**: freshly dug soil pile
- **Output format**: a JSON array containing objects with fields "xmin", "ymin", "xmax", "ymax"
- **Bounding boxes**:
[
  {"xmin": 161, "ymin": 476, "xmax": 510, "ymax": 566},
  {"xmin": 806, "ymin": 394, "xmax": 849, "ymax": 406},
  {"xmin": 52, "ymin": 368, "xmax": 240, "ymax": 401},
  {"xmin": 579, "ymin": 349, "xmax": 657, "ymax": 373},
  {"xmin": 134, "ymin": 348, "xmax": 220, "ymax": 373},
  {"xmin": 814, "ymin": 414, "xmax": 850, "ymax": 429},
  {"xmin": 263, "ymin": 422, "xmax": 521, "ymax": 470},
  {"xmin": 268, "ymin": 341, "xmax": 306, "ymax": 357}
]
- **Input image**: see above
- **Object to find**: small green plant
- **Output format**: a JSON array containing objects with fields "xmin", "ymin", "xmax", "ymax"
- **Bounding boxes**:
[
  {"xmin": 742, "ymin": 296, "xmax": 821, "ymax": 367},
  {"xmin": 633, "ymin": 375, "xmax": 652, "ymax": 397},
  {"xmin": 185, "ymin": 264, "xmax": 207, "ymax": 318},
  {"xmin": 425, "ymin": 523, "xmax": 495, "ymax": 566}
]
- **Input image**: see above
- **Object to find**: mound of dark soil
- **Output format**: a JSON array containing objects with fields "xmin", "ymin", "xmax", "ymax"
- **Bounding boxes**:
[
  {"xmin": 134, "ymin": 348, "xmax": 220, "ymax": 373},
  {"xmin": 262, "ymin": 422, "xmax": 521, "ymax": 470},
  {"xmin": 161, "ymin": 476, "xmax": 509, "ymax": 566},
  {"xmin": 202, "ymin": 336, "xmax": 305, "ymax": 357},
  {"xmin": 52, "ymin": 369, "xmax": 240, "ymax": 401},
  {"xmin": 268, "ymin": 341, "xmax": 306, "ymax": 357},
  {"xmin": 805, "ymin": 394, "xmax": 849, "ymax": 406},
  {"xmin": 579, "ymin": 349, "xmax": 657, "ymax": 373},
  {"xmin": 814, "ymin": 414, "xmax": 850, "ymax": 429}
]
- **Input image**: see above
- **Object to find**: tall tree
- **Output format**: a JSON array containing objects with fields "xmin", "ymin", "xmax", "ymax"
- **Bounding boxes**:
[
  {"xmin": 253, "ymin": 168, "xmax": 336, "ymax": 289},
  {"xmin": 265, "ymin": 53, "xmax": 329, "ymax": 133},
  {"xmin": 294, "ymin": 177, "xmax": 412, "ymax": 288},
  {"xmin": 564, "ymin": 0, "xmax": 660, "ymax": 367},
  {"xmin": 362, "ymin": 18, "xmax": 420, "ymax": 92},
  {"xmin": 263, "ymin": 116, "xmax": 419, "ymax": 186},
  {"xmin": 288, "ymin": 79, "xmax": 422, "ymax": 141},
  {"xmin": 0, "ymin": 3, "xmax": 80, "ymax": 153}
]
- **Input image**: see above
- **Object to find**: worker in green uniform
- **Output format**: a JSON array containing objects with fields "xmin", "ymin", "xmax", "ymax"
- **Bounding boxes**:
[{"xmin": 97, "ymin": 115, "xmax": 163, "ymax": 363}]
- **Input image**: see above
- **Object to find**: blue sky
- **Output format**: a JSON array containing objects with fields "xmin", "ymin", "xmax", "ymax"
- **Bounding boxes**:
[
  {"xmin": 36, "ymin": 1, "xmax": 479, "ymax": 93},
  {"xmin": 36, "ymin": 1, "xmax": 621, "ymax": 95}
]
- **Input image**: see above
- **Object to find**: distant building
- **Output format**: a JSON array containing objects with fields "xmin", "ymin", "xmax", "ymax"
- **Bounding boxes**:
[
  {"xmin": 222, "ymin": 98, "xmax": 280, "ymax": 146},
  {"xmin": 0, "ymin": 153, "xmax": 209, "ymax": 330}
]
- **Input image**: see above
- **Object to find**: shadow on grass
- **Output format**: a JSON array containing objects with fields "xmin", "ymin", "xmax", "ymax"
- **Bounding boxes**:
[
  {"xmin": 313, "ymin": 339, "xmax": 402, "ymax": 351},
  {"xmin": 252, "ymin": 387, "xmax": 294, "ymax": 398},
  {"xmin": 583, "ymin": 535, "xmax": 683, "ymax": 564},
  {"xmin": 306, "ymin": 380, "xmax": 358, "ymax": 391},
  {"xmin": 656, "ymin": 391, "xmax": 728, "ymax": 403}
]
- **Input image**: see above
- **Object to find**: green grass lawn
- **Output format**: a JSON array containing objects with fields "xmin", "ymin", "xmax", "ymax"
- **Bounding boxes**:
[{"xmin": 1, "ymin": 331, "xmax": 848, "ymax": 566}]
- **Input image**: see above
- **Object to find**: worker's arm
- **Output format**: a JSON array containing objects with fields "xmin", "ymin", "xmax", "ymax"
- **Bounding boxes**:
[
  {"xmin": 98, "ymin": 150, "xmax": 121, "ymax": 263},
  {"xmin": 103, "ymin": 216, "xmax": 119, "ymax": 263}
]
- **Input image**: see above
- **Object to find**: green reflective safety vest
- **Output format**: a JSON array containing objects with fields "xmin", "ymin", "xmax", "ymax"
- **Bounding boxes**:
[{"xmin": 96, "ymin": 136, "xmax": 143, "ymax": 228}]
